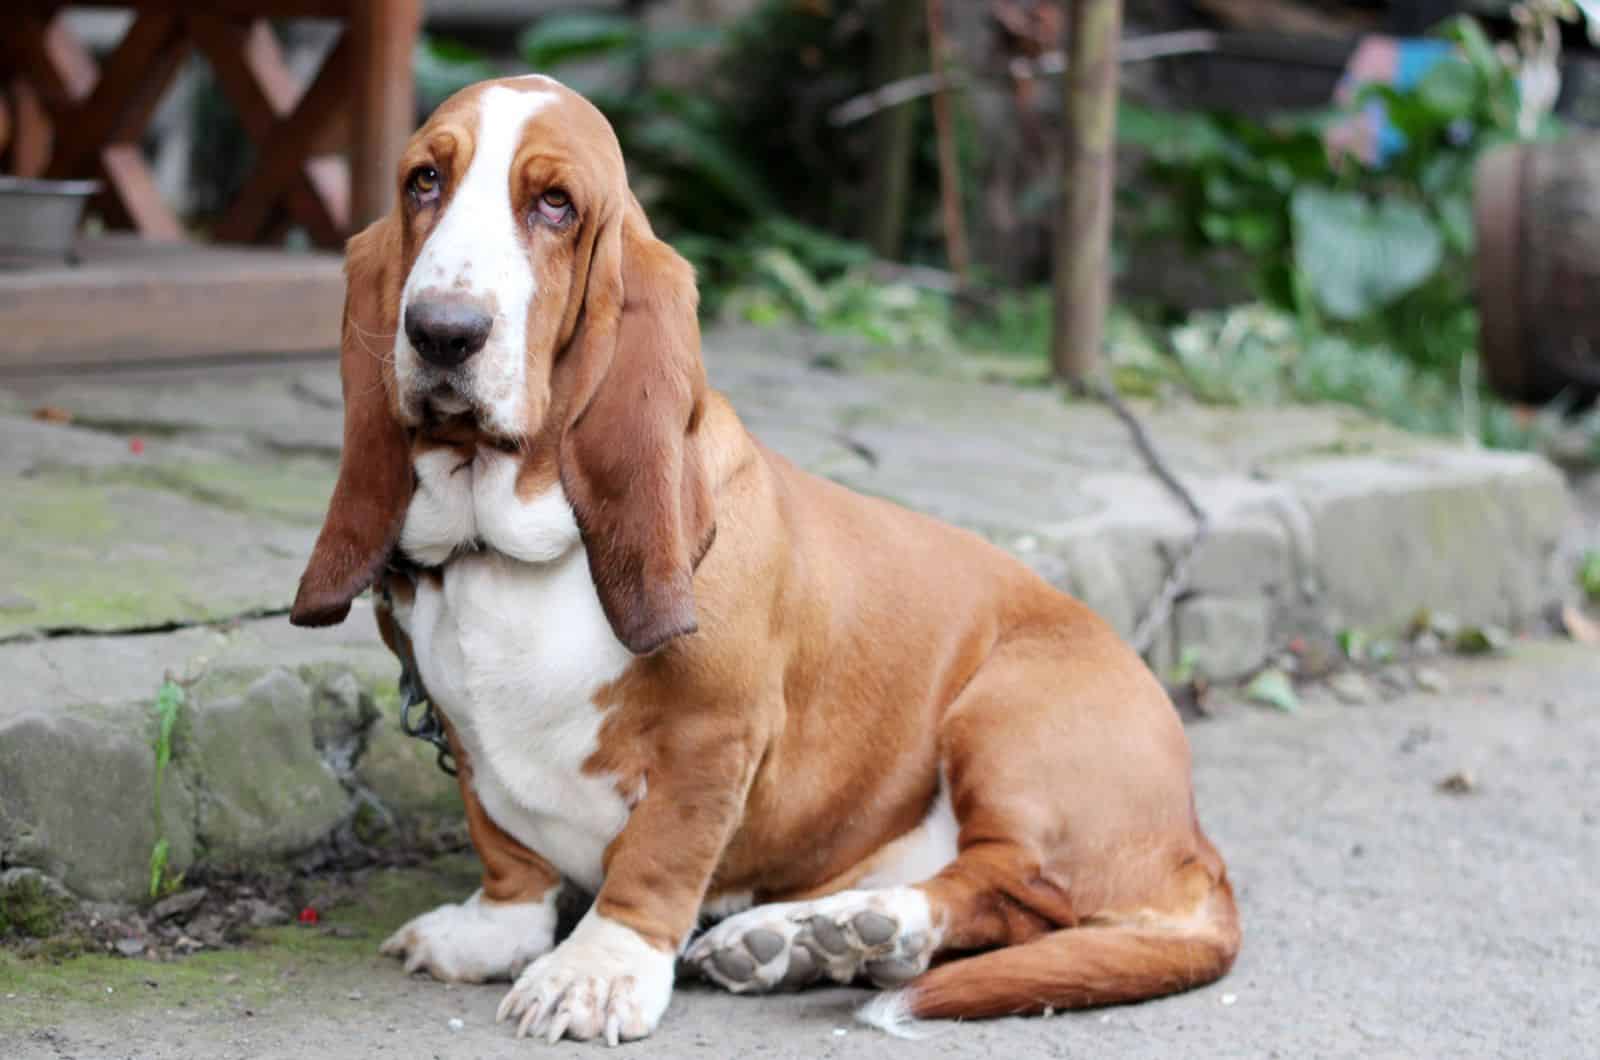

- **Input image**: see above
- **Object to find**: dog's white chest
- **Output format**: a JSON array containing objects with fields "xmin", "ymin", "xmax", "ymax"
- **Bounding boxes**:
[{"xmin": 399, "ymin": 450, "xmax": 636, "ymax": 892}]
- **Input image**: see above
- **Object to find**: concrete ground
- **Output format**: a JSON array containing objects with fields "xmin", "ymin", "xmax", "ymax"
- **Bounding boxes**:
[
  {"xmin": 3, "ymin": 328, "xmax": 1596, "ymax": 1058},
  {"xmin": 5, "ymin": 643, "xmax": 1597, "ymax": 1060}
]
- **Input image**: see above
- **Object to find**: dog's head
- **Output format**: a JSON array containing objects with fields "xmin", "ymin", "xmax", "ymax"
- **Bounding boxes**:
[{"xmin": 290, "ymin": 76, "xmax": 715, "ymax": 655}]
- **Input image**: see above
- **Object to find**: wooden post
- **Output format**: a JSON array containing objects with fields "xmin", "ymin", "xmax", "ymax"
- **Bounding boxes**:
[
  {"xmin": 924, "ymin": 0, "xmax": 969, "ymax": 279},
  {"xmin": 862, "ymin": 0, "xmax": 922, "ymax": 260},
  {"xmin": 5, "ymin": 79, "xmax": 52, "ymax": 178},
  {"xmin": 1051, "ymin": 0, "xmax": 1122, "ymax": 380},
  {"xmin": 348, "ymin": 0, "xmax": 420, "ymax": 231}
]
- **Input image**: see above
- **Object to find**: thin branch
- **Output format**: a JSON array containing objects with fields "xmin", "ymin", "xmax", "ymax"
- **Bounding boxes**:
[
  {"xmin": 1081, "ymin": 375, "xmax": 1210, "ymax": 657},
  {"xmin": 829, "ymin": 29, "xmax": 1219, "ymax": 127}
]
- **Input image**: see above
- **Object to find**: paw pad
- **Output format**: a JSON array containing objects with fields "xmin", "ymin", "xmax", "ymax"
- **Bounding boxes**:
[{"xmin": 685, "ymin": 890, "xmax": 937, "ymax": 996}]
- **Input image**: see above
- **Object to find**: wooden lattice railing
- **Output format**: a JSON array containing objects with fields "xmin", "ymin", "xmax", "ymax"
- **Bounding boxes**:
[{"xmin": 0, "ymin": 0, "xmax": 420, "ymax": 246}]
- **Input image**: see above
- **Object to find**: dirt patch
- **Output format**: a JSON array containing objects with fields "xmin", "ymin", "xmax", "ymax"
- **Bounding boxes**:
[{"xmin": 1, "ymin": 830, "xmax": 469, "ymax": 967}]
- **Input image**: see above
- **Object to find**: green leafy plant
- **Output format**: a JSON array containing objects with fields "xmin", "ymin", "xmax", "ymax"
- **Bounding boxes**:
[
  {"xmin": 510, "ymin": 12, "xmax": 772, "ymax": 241},
  {"xmin": 414, "ymin": 35, "xmax": 497, "ymax": 112},
  {"xmin": 409, "ymin": 3, "xmax": 961, "ymax": 351},
  {"xmin": 1122, "ymin": 15, "xmax": 1544, "ymax": 384},
  {"xmin": 148, "ymin": 679, "xmax": 184, "ymax": 899},
  {"xmin": 684, "ymin": 215, "xmax": 959, "ymax": 346},
  {"xmin": 1146, "ymin": 303, "xmax": 1531, "ymax": 446},
  {"xmin": 519, "ymin": 11, "xmax": 721, "ymax": 71},
  {"xmin": 1290, "ymin": 188, "xmax": 1443, "ymax": 322},
  {"xmin": 1336, "ymin": 628, "xmax": 1370, "ymax": 663},
  {"xmin": 1580, "ymin": 551, "xmax": 1600, "ymax": 601}
]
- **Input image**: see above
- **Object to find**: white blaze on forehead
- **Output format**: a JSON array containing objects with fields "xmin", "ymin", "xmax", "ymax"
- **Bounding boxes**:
[{"xmin": 397, "ymin": 85, "xmax": 560, "ymax": 435}]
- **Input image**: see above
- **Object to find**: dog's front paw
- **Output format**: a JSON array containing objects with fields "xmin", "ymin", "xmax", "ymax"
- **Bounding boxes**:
[
  {"xmin": 380, "ymin": 889, "xmax": 556, "ymax": 983},
  {"xmin": 495, "ymin": 912, "xmax": 674, "ymax": 1045}
]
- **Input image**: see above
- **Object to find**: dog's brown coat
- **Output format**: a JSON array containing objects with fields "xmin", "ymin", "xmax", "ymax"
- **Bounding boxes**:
[{"xmin": 296, "ymin": 78, "xmax": 1238, "ymax": 1021}]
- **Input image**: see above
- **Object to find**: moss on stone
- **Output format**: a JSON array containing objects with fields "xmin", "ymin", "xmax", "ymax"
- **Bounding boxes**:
[
  {"xmin": 0, "ymin": 477, "xmax": 311, "ymax": 637},
  {"xmin": 0, "ymin": 874, "xmax": 72, "ymax": 939},
  {"xmin": 357, "ymin": 722, "xmax": 463, "ymax": 824},
  {"xmin": 93, "ymin": 458, "xmax": 336, "ymax": 527},
  {"xmin": 182, "ymin": 667, "xmax": 348, "ymax": 864}
]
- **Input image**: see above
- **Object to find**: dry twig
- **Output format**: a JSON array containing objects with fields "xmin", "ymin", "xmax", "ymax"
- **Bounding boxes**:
[
  {"xmin": 829, "ymin": 30, "xmax": 1218, "ymax": 127},
  {"xmin": 1081, "ymin": 376, "xmax": 1210, "ymax": 656}
]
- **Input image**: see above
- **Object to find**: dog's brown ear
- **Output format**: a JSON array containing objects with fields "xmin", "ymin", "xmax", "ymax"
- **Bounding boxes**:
[
  {"xmin": 291, "ymin": 216, "xmax": 413, "ymax": 627},
  {"xmin": 559, "ymin": 197, "xmax": 716, "ymax": 656}
]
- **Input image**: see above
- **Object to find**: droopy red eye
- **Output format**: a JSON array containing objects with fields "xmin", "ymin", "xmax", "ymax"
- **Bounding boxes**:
[
  {"xmin": 408, "ymin": 166, "xmax": 441, "ymax": 203},
  {"xmin": 536, "ymin": 189, "xmax": 573, "ymax": 225}
]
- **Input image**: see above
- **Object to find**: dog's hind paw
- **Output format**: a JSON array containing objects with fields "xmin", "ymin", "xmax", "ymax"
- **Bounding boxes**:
[{"xmin": 683, "ymin": 887, "xmax": 938, "ymax": 994}]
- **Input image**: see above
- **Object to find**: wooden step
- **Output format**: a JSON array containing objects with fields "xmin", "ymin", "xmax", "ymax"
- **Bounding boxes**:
[{"xmin": 0, "ymin": 235, "xmax": 343, "ymax": 370}]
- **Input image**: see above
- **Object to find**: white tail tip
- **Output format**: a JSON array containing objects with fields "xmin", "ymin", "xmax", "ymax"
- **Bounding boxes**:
[{"xmin": 855, "ymin": 989, "xmax": 930, "ymax": 1039}]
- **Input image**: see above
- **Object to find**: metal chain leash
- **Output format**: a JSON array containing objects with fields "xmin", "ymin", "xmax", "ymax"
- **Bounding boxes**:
[{"xmin": 397, "ymin": 658, "xmax": 457, "ymax": 777}]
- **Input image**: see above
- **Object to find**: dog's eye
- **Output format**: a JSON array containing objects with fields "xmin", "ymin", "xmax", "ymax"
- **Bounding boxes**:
[
  {"xmin": 535, "ymin": 189, "xmax": 573, "ymax": 225},
  {"xmin": 408, "ymin": 166, "xmax": 441, "ymax": 204}
]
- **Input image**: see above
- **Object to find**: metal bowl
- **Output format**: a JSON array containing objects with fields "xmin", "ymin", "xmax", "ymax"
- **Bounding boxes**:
[{"xmin": 0, "ymin": 176, "xmax": 101, "ymax": 266}]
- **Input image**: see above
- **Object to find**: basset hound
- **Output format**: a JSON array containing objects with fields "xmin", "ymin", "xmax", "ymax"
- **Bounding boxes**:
[{"xmin": 290, "ymin": 75, "xmax": 1238, "ymax": 1045}]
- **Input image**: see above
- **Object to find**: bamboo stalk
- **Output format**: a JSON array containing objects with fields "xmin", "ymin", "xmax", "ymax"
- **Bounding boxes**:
[{"xmin": 1051, "ymin": 0, "xmax": 1122, "ymax": 380}]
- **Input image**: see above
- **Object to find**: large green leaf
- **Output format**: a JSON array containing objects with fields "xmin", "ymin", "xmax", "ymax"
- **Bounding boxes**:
[
  {"xmin": 1447, "ymin": 15, "xmax": 1501, "ymax": 84},
  {"xmin": 1359, "ymin": 84, "xmax": 1449, "ymax": 144},
  {"xmin": 518, "ymin": 12, "xmax": 722, "ymax": 71},
  {"xmin": 1117, "ymin": 103, "xmax": 1231, "ymax": 163},
  {"xmin": 1416, "ymin": 57, "xmax": 1479, "ymax": 121},
  {"xmin": 1291, "ymin": 187, "xmax": 1443, "ymax": 320},
  {"xmin": 518, "ymin": 13, "xmax": 637, "ymax": 69},
  {"xmin": 415, "ymin": 36, "xmax": 496, "ymax": 108}
]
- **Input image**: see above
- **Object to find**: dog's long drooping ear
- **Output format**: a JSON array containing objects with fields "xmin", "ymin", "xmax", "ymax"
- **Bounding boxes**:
[
  {"xmin": 559, "ymin": 198, "xmax": 716, "ymax": 656},
  {"xmin": 290, "ymin": 217, "xmax": 413, "ymax": 627}
]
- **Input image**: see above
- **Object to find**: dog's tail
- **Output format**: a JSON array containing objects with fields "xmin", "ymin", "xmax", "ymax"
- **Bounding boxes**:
[{"xmin": 859, "ymin": 874, "xmax": 1239, "ymax": 1035}]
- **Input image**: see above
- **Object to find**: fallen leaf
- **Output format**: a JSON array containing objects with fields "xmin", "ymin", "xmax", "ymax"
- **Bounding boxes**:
[
  {"xmin": 1295, "ymin": 641, "xmax": 1338, "ymax": 679},
  {"xmin": 1453, "ymin": 625, "xmax": 1509, "ymax": 656},
  {"xmin": 1336, "ymin": 628, "xmax": 1368, "ymax": 661},
  {"xmin": 1246, "ymin": 668, "xmax": 1300, "ymax": 713},
  {"xmin": 1413, "ymin": 667, "xmax": 1449, "ymax": 694},
  {"xmin": 1561, "ymin": 604, "xmax": 1600, "ymax": 645},
  {"xmin": 1328, "ymin": 672, "xmax": 1374, "ymax": 705},
  {"xmin": 1581, "ymin": 552, "xmax": 1600, "ymax": 602}
]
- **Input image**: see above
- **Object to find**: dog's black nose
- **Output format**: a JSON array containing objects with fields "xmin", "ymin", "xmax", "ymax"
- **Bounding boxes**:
[{"xmin": 405, "ymin": 299, "xmax": 493, "ymax": 368}]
